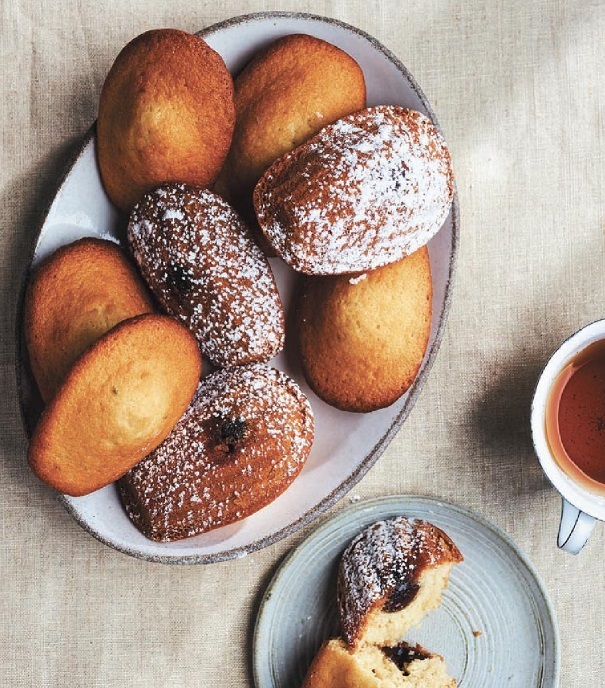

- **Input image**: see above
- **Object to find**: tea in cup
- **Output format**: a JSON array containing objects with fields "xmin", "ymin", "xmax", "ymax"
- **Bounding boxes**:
[{"xmin": 532, "ymin": 320, "xmax": 605, "ymax": 553}]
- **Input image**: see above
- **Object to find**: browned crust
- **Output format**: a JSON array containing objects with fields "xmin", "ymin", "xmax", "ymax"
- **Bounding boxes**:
[
  {"xmin": 118, "ymin": 365, "xmax": 315, "ymax": 541},
  {"xmin": 297, "ymin": 248, "xmax": 432, "ymax": 412},
  {"xmin": 97, "ymin": 29, "xmax": 235, "ymax": 212},
  {"xmin": 302, "ymin": 640, "xmax": 353, "ymax": 688},
  {"xmin": 24, "ymin": 238, "xmax": 154, "ymax": 402},
  {"xmin": 28, "ymin": 313, "xmax": 202, "ymax": 496},
  {"xmin": 337, "ymin": 518, "xmax": 463, "ymax": 648}
]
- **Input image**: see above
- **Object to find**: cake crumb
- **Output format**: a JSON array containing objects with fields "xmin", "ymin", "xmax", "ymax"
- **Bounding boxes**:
[{"xmin": 473, "ymin": 630, "xmax": 482, "ymax": 638}]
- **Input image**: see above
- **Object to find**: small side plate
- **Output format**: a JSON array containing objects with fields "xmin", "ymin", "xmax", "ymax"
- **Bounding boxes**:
[{"xmin": 253, "ymin": 495, "xmax": 560, "ymax": 687}]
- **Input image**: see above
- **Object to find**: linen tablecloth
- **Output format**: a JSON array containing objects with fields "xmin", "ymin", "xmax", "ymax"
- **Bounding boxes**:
[{"xmin": 2, "ymin": 1, "xmax": 604, "ymax": 685}]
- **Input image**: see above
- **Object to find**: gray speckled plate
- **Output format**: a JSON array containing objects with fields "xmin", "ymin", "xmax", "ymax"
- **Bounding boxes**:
[{"xmin": 253, "ymin": 496, "xmax": 560, "ymax": 688}]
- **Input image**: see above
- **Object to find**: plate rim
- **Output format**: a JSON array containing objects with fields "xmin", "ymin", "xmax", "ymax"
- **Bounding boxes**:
[
  {"xmin": 14, "ymin": 11, "xmax": 460, "ymax": 564},
  {"xmin": 252, "ymin": 494, "xmax": 561, "ymax": 688}
]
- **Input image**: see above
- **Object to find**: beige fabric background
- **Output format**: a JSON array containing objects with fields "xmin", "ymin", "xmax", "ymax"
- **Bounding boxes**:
[{"xmin": 2, "ymin": 0, "xmax": 604, "ymax": 685}]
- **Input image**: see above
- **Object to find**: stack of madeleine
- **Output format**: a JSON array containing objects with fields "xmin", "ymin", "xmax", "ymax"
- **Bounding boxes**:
[{"xmin": 24, "ymin": 28, "xmax": 453, "ymax": 541}]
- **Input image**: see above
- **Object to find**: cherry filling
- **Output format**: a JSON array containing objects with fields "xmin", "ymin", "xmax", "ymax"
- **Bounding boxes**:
[
  {"xmin": 383, "ymin": 580, "xmax": 419, "ymax": 613},
  {"xmin": 214, "ymin": 417, "xmax": 248, "ymax": 454},
  {"xmin": 167, "ymin": 264, "xmax": 194, "ymax": 294},
  {"xmin": 382, "ymin": 642, "xmax": 431, "ymax": 676}
]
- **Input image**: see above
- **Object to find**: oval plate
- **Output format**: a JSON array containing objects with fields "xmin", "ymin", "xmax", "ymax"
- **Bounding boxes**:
[
  {"xmin": 16, "ymin": 13, "xmax": 458, "ymax": 563},
  {"xmin": 253, "ymin": 496, "xmax": 560, "ymax": 688}
]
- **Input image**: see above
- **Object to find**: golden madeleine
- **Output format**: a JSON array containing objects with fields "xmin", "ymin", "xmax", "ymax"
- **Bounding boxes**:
[
  {"xmin": 28, "ymin": 314, "xmax": 201, "ymax": 497},
  {"xmin": 298, "ymin": 248, "xmax": 432, "ymax": 412},
  {"xmin": 24, "ymin": 238, "xmax": 154, "ymax": 402},
  {"xmin": 215, "ymin": 34, "xmax": 365, "ymax": 226},
  {"xmin": 98, "ymin": 29, "xmax": 235, "ymax": 212}
]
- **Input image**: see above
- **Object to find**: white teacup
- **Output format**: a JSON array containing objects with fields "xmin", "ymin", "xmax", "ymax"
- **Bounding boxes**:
[{"xmin": 531, "ymin": 319, "xmax": 605, "ymax": 554}]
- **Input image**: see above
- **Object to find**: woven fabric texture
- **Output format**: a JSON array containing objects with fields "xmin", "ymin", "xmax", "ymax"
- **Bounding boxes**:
[{"xmin": 1, "ymin": 1, "xmax": 604, "ymax": 685}]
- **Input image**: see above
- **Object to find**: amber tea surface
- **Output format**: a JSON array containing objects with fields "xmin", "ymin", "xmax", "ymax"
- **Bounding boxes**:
[{"xmin": 545, "ymin": 339, "xmax": 605, "ymax": 493}]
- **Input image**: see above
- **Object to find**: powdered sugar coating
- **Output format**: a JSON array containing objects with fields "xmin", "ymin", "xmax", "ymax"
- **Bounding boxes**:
[
  {"xmin": 119, "ymin": 364, "xmax": 314, "ymax": 542},
  {"xmin": 128, "ymin": 184, "xmax": 285, "ymax": 366},
  {"xmin": 254, "ymin": 106, "xmax": 454, "ymax": 275},
  {"xmin": 337, "ymin": 517, "xmax": 462, "ymax": 647}
]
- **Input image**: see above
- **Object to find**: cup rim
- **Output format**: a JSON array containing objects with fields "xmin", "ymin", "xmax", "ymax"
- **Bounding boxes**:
[{"xmin": 531, "ymin": 319, "xmax": 605, "ymax": 520}]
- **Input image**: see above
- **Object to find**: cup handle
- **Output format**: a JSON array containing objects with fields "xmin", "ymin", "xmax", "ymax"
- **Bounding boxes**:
[{"xmin": 558, "ymin": 499, "xmax": 596, "ymax": 554}]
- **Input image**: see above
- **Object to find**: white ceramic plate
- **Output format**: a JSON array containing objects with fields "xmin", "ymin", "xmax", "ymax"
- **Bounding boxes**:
[
  {"xmin": 253, "ymin": 496, "xmax": 560, "ymax": 688},
  {"xmin": 16, "ymin": 13, "xmax": 459, "ymax": 563}
]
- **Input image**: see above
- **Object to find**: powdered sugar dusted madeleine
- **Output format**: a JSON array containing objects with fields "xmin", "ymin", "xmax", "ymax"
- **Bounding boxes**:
[
  {"xmin": 128, "ymin": 184, "xmax": 285, "ymax": 367},
  {"xmin": 119, "ymin": 364, "xmax": 314, "ymax": 541},
  {"xmin": 254, "ymin": 106, "xmax": 454, "ymax": 275},
  {"xmin": 338, "ymin": 517, "xmax": 463, "ymax": 648}
]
